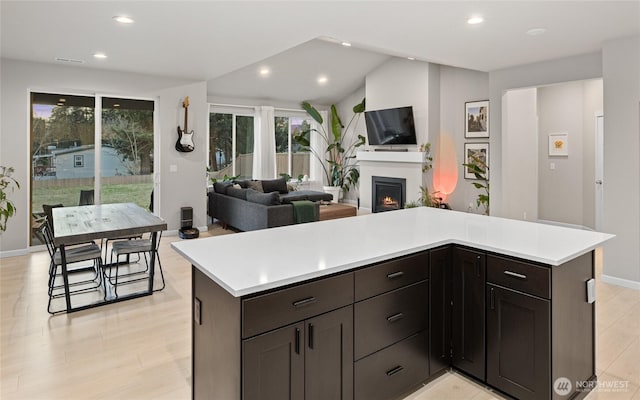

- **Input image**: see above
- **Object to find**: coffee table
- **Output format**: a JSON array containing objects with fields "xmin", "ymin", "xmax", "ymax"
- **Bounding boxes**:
[{"xmin": 318, "ymin": 203, "xmax": 357, "ymax": 221}]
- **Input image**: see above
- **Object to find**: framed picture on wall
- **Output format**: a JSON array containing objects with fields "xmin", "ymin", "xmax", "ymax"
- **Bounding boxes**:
[
  {"xmin": 465, "ymin": 100, "xmax": 489, "ymax": 138},
  {"xmin": 548, "ymin": 133, "xmax": 569, "ymax": 156},
  {"xmin": 464, "ymin": 142, "xmax": 489, "ymax": 180}
]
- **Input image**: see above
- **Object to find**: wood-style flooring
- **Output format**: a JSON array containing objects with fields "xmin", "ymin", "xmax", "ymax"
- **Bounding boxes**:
[{"xmin": 1, "ymin": 225, "xmax": 639, "ymax": 399}]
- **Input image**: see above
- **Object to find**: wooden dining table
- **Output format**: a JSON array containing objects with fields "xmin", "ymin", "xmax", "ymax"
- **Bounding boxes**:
[{"xmin": 52, "ymin": 202, "xmax": 167, "ymax": 313}]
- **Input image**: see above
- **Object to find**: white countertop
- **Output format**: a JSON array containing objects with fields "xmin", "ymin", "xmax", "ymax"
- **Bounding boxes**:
[{"xmin": 171, "ymin": 207, "xmax": 614, "ymax": 297}]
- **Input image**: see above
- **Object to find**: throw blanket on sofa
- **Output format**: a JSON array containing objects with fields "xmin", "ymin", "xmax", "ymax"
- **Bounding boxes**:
[{"xmin": 291, "ymin": 200, "xmax": 316, "ymax": 224}]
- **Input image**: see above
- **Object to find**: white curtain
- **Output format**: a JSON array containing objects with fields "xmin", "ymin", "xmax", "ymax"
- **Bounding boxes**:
[
  {"xmin": 310, "ymin": 110, "xmax": 329, "ymax": 185},
  {"xmin": 252, "ymin": 106, "xmax": 276, "ymax": 179}
]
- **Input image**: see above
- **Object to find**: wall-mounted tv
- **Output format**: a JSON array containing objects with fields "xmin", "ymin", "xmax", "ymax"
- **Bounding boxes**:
[{"xmin": 365, "ymin": 106, "xmax": 417, "ymax": 145}]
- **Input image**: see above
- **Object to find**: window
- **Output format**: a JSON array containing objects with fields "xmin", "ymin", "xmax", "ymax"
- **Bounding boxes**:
[
  {"xmin": 275, "ymin": 114, "xmax": 310, "ymax": 179},
  {"xmin": 30, "ymin": 92, "xmax": 155, "ymax": 245},
  {"xmin": 209, "ymin": 107, "xmax": 254, "ymax": 180}
]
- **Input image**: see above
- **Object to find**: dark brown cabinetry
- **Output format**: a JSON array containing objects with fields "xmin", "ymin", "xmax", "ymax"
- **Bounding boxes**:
[
  {"xmin": 485, "ymin": 253, "xmax": 595, "ymax": 400},
  {"xmin": 243, "ymin": 306, "xmax": 353, "ymax": 400},
  {"xmin": 353, "ymin": 252, "xmax": 429, "ymax": 400},
  {"xmin": 486, "ymin": 284, "xmax": 550, "ymax": 400},
  {"xmin": 192, "ymin": 247, "xmax": 595, "ymax": 400},
  {"xmin": 428, "ymin": 246, "xmax": 452, "ymax": 375},
  {"xmin": 452, "ymin": 247, "xmax": 485, "ymax": 380}
]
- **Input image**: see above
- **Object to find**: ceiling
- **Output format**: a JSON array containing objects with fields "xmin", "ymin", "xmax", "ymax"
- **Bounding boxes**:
[{"xmin": 2, "ymin": 1, "xmax": 638, "ymax": 104}]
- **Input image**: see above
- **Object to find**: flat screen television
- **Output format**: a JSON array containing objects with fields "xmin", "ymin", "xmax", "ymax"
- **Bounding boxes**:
[{"xmin": 365, "ymin": 106, "xmax": 417, "ymax": 145}]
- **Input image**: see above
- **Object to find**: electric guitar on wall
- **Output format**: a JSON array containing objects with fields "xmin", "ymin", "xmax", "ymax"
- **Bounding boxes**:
[{"xmin": 176, "ymin": 96, "xmax": 195, "ymax": 152}]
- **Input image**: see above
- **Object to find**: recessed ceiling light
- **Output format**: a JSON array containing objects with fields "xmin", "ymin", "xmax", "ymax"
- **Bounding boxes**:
[
  {"xmin": 526, "ymin": 28, "xmax": 547, "ymax": 36},
  {"xmin": 341, "ymin": 42, "xmax": 352, "ymax": 47},
  {"xmin": 317, "ymin": 76, "xmax": 328, "ymax": 85},
  {"xmin": 407, "ymin": 57, "xmax": 416, "ymax": 61},
  {"xmin": 93, "ymin": 52, "xmax": 107, "ymax": 59},
  {"xmin": 259, "ymin": 67, "xmax": 270, "ymax": 77},
  {"xmin": 58, "ymin": 98, "xmax": 66, "ymax": 103},
  {"xmin": 467, "ymin": 16, "xmax": 484, "ymax": 25},
  {"xmin": 56, "ymin": 102, "xmax": 64, "ymax": 106},
  {"xmin": 113, "ymin": 16, "xmax": 134, "ymax": 24},
  {"xmin": 113, "ymin": 103, "xmax": 120, "ymax": 108}
]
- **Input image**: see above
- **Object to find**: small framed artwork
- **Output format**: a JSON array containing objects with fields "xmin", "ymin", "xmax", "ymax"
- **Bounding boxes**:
[
  {"xmin": 548, "ymin": 133, "xmax": 568, "ymax": 156},
  {"xmin": 464, "ymin": 142, "xmax": 489, "ymax": 180},
  {"xmin": 465, "ymin": 100, "xmax": 489, "ymax": 138}
]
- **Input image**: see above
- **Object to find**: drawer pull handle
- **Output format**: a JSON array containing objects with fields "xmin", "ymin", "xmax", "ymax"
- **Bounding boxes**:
[
  {"xmin": 292, "ymin": 297, "xmax": 317, "ymax": 307},
  {"xmin": 387, "ymin": 271, "xmax": 404, "ymax": 280},
  {"xmin": 386, "ymin": 365, "xmax": 404, "ymax": 376},
  {"xmin": 504, "ymin": 270, "xmax": 527, "ymax": 280},
  {"xmin": 386, "ymin": 312, "xmax": 405, "ymax": 323}
]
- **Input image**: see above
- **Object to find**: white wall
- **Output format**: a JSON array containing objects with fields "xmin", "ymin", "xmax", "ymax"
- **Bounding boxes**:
[
  {"xmin": 488, "ymin": 52, "xmax": 603, "ymax": 219},
  {"xmin": 335, "ymin": 86, "xmax": 366, "ymax": 204},
  {"xmin": 602, "ymin": 36, "xmax": 640, "ymax": 286},
  {"xmin": 0, "ymin": 58, "xmax": 206, "ymax": 254},
  {"xmin": 365, "ymin": 58, "xmax": 430, "ymax": 146},
  {"xmin": 581, "ymin": 79, "xmax": 603, "ymax": 229},
  {"xmin": 537, "ymin": 82, "xmax": 585, "ymax": 225},
  {"xmin": 502, "ymin": 88, "xmax": 538, "ymax": 221},
  {"xmin": 438, "ymin": 65, "xmax": 490, "ymax": 212}
]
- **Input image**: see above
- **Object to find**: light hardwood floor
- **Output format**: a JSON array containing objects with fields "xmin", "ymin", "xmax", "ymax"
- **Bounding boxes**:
[{"xmin": 1, "ymin": 226, "xmax": 639, "ymax": 399}]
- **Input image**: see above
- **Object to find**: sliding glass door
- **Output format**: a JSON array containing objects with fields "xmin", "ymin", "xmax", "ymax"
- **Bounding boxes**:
[{"xmin": 30, "ymin": 92, "xmax": 155, "ymax": 245}]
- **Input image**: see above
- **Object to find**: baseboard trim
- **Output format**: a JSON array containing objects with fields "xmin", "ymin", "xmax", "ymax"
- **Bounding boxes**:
[
  {"xmin": 601, "ymin": 274, "xmax": 640, "ymax": 290},
  {"xmin": 0, "ymin": 248, "xmax": 30, "ymax": 259}
]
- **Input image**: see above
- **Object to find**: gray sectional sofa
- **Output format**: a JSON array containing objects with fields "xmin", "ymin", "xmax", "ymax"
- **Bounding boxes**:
[{"xmin": 207, "ymin": 178, "xmax": 333, "ymax": 232}]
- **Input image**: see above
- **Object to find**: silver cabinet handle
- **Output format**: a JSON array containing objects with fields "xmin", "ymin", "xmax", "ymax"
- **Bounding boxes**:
[
  {"xmin": 292, "ymin": 297, "xmax": 316, "ymax": 307},
  {"xmin": 386, "ymin": 312, "xmax": 405, "ymax": 323},
  {"xmin": 503, "ymin": 270, "xmax": 527, "ymax": 280}
]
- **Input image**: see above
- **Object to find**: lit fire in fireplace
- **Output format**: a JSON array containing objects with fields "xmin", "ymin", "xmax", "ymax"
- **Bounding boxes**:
[{"xmin": 382, "ymin": 196, "xmax": 399, "ymax": 207}]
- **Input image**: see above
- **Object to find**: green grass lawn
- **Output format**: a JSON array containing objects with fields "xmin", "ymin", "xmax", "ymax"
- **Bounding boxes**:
[{"xmin": 32, "ymin": 182, "xmax": 153, "ymax": 214}]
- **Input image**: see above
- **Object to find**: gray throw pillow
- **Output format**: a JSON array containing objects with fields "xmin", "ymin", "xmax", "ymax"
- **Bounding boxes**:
[
  {"xmin": 227, "ymin": 187, "xmax": 249, "ymax": 200},
  {"xmin": 214, "ymin": 181, "xmax": 233, "ymax": 194},
  {"xmin": 247, "ymin": 180, "xmax": 264, "ymax": 192},
  {"xmin": 261, "ymin": 178, "xmax": 288, "ymax": 194},
  {"xmin": 247, "ymin": 190, "xmax": 281, "ymax": 206}
]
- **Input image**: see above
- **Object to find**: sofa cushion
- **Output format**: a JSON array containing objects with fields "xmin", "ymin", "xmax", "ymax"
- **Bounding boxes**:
[
  {"xmin": 279, "ymin": 193, "xmax": 309, "ymax": 203},
  {"xmin": 295, "ymin": 190, "xmax": 334, "ymax": 202},
  {"xmin": 247, "ymin": 180, "xmax": 264, "ymax": 192},
  {"xmin": 214, "ymin": 181, "xmax": 233, "ymax": 194},
  {"xmin": 234, "ymin": 179, "xmax": 249, "ymax": 188},
  {"xmin": 261, "ymin": 178, "xmax": 288, "ymax": 194},
  {"xmin": 247, "ymin": 190, "xmax": 281, "ymax": 206},
  {"xmin": 227, "ymin": 187, "xmax": 249, "ymax": 200}
]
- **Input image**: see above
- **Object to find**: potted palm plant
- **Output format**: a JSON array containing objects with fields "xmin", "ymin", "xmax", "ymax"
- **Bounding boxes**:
[
  {"xmin": 293, "ymin": 98, "xmax": 366, "ymax": 202},
  {"xmin": 0, "ymin": 166, "xmax": 20, "ymax": 232}
]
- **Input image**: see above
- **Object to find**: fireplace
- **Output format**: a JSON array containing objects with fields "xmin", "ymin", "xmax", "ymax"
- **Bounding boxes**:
[{"xmin": 372, "ymin": 176, "xmax": 406, "ymax": 213}]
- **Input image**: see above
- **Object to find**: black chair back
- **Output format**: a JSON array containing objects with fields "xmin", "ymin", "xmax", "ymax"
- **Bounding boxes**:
[
  {"xmin": 79, "ymin": 190, "xmax": 94, "ymax": 206},
  {"xmin": 42, "ymin": 204, "xmax": 63, "ymax": 236}
]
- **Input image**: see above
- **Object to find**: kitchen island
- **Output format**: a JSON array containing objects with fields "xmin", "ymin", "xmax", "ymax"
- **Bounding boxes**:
[{"xmin": 172, "ymin": 207, "xmax": 614, "ymax": 400}]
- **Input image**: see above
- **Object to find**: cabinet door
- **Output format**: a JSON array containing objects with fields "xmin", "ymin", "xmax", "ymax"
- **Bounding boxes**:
[
  {"xmin": 243, "ymin": 322, "xmax": 305, "ymax": 400},
  {"xmin": 452, "ymin": 247, "xmax": 486, "ymax": 380},
  {"xmin": 305, "ymin": 306, "xmax": 354, "ymax": 400},
  {"xmin": 487, "ymin": 284, "xmax": 550, "ymax": 400},
  {"xmin": 429, "ymin": 246, "xmax": 452, "ymax": 375}
]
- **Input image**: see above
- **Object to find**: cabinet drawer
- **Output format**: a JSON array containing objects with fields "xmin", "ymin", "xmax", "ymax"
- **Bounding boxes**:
[
  {"xmin": 354, "ymin": 281, "xmax": 428, "ymax": 360},
  {"xmin": 355, "ymin": 252, "xmax": 429, "ymax": 301},
  {"xmin": 242, "ymin": 273, "xmax": 354, "ymax": 338},
  {"xmin": 487, "ymin": 255, "xmax": 550, "ymax": 299},
  {"xmin": 354, "ymin": 331, "xmax": 428, "ymax": 400}
]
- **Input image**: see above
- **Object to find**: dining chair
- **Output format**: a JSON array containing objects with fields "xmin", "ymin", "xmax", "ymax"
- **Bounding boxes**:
[
  {"xmin": 78, "ymin": 189, "xmax": 94, "ymax": 206},
  {"xmin": 106, "ymin": 231, "xmax": 165, "ymax": 297},
  {"xmin": 40, "ymin": 221, "xmax": 104, "ymax": 314}
]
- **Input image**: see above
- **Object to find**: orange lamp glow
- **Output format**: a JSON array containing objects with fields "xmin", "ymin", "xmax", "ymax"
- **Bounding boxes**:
[{"xmin": 432, "ymin": 133, "xmax": 459, "ymax": 201}]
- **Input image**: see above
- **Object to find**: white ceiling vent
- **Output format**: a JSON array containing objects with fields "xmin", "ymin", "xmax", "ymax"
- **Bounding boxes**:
[{"xmin": 54, "ymin": 57, "xmax": 85, "ymax": 64}]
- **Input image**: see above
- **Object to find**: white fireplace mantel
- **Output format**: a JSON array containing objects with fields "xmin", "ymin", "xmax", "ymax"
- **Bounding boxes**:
[
  {"xmin": 357, "ymin": 151, "xmax": 425, "ymax": 212},
  {"xmin": 356, "ymin": 151, "xmax": 425, "ymax": 163}
]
